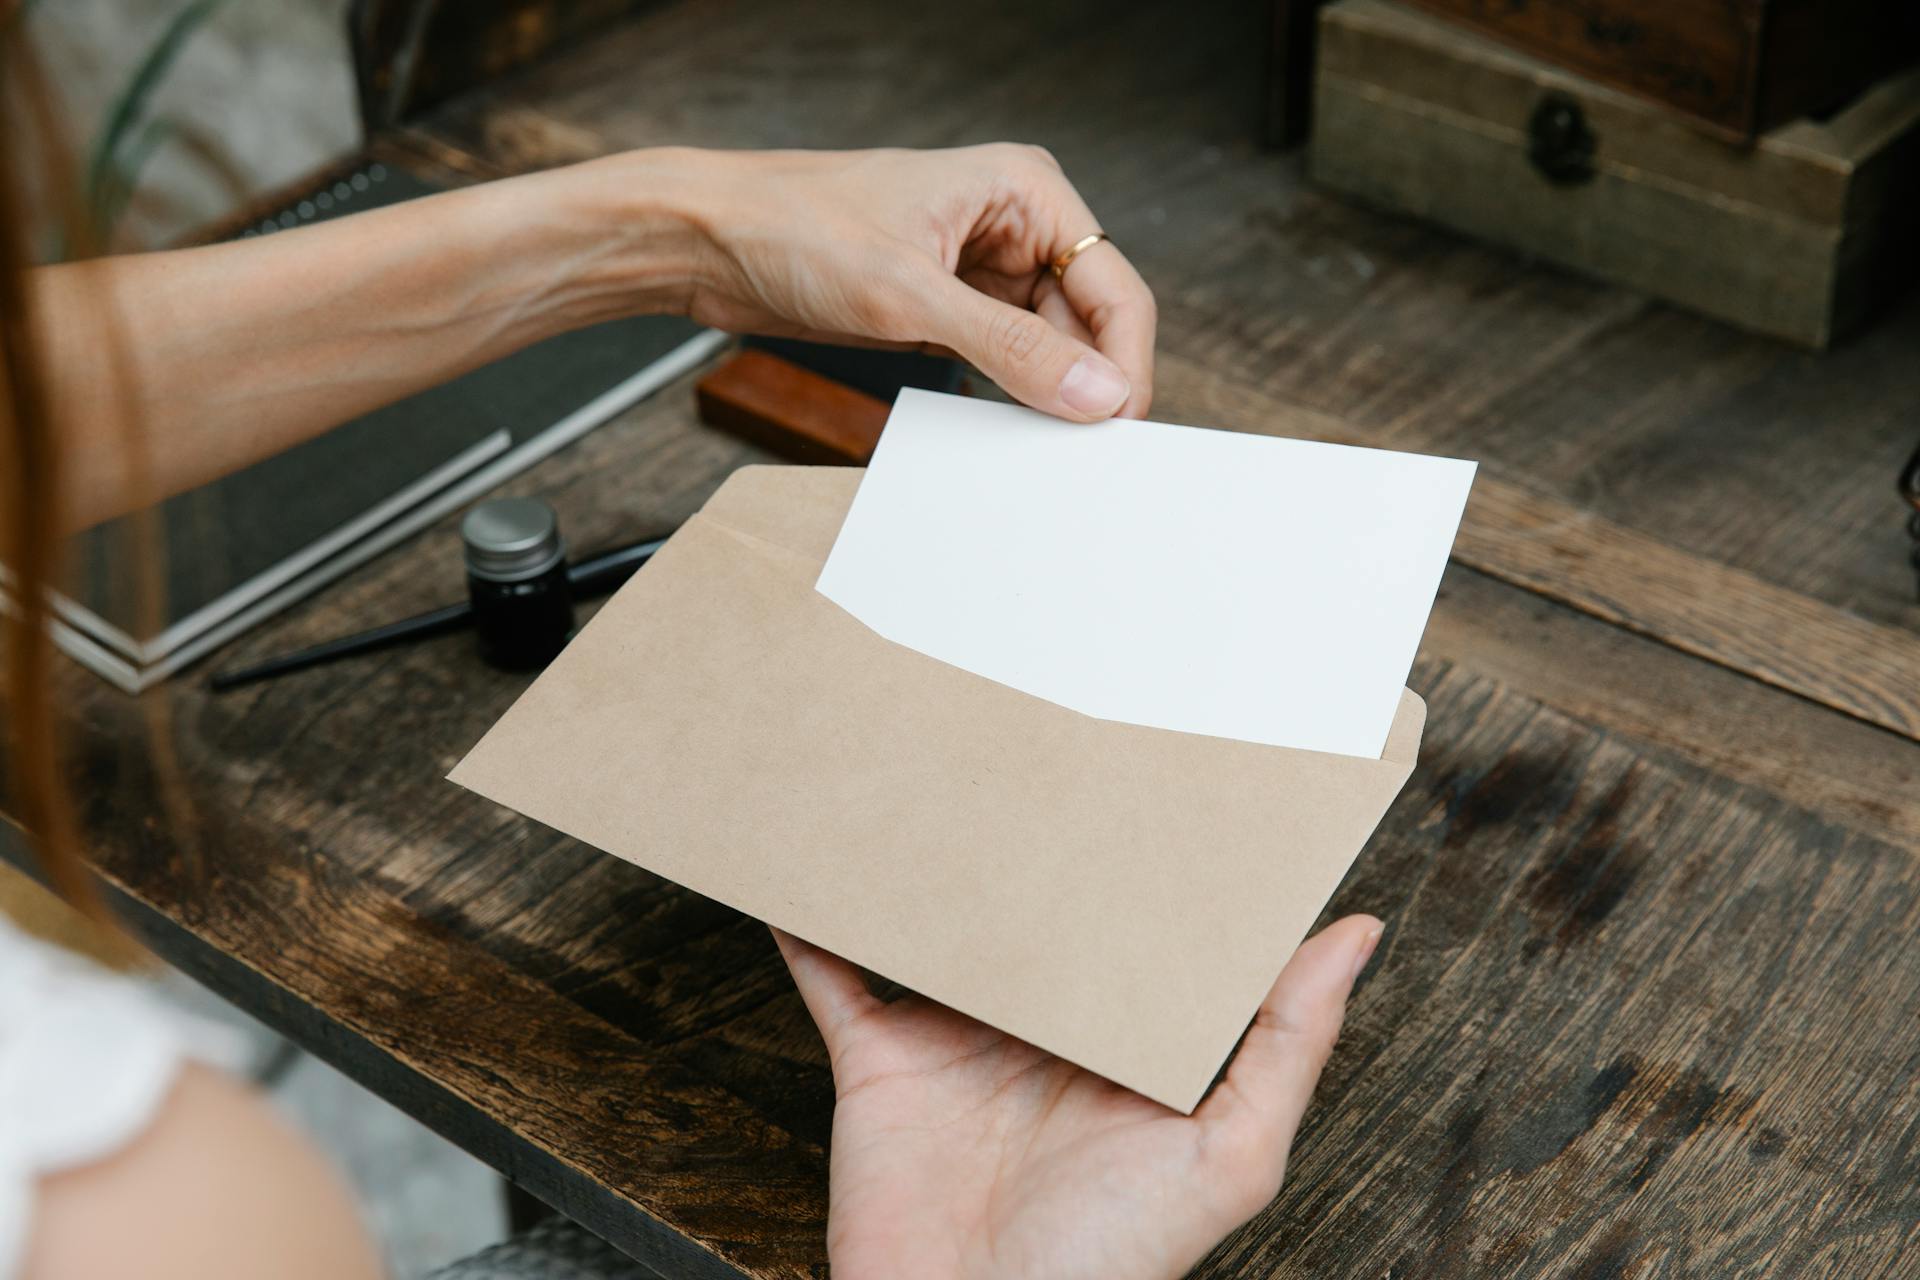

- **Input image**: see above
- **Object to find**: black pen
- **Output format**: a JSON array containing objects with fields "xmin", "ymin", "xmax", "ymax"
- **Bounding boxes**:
[{"xmin": 209, "ymin": 535, "xmax": 668, "ymax": 691}]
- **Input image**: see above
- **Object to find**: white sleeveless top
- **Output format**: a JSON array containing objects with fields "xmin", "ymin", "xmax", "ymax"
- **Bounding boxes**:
[{"xmin": 0, "ymin": 915, "xmax": 193, "ymax": 1278}]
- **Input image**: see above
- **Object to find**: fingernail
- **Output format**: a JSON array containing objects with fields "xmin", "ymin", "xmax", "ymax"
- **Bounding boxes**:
[
  {"xmin": 1059, "ymin": 355, "xmax": 1129, "ymax": 418},
  {"xmin": 1351, "ymin": 925, "xmax": 1384, "ymax": 981}
]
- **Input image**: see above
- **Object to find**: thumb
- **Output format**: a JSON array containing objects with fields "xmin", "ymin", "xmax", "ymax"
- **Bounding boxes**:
[
  {"xmin": 1195, "ymin": 915, "xmax": 1383, "ymax": 1193},
  {"xmin": 770, "ymin": 927, "xmax": 880, "ymax": 1064},
  {"xmin": 918, "ymin": 274, "xmax": 1130, "ymax": 422}
]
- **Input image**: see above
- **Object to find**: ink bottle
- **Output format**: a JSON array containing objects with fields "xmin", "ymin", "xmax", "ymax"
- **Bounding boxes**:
[{"xmin": 461, "ymin": 497, "xmax": 575, "ymax": 670}]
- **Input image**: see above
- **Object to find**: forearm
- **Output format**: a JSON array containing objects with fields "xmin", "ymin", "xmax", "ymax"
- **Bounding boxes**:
[{"xmin": 30, "ymin": 149, "xmax": 709, "ymax": 530}]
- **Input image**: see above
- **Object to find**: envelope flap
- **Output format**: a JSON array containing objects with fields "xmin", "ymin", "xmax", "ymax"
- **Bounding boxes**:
[
  {"xmin": 695, "ymin": 464, "xmax": 862, "ymax": 566},
  {"xmin": 696, "ymin": 464, "xmax": 1427, "ymax": 767},
  {"xmin": 1381, "ymin": 688, "xmax": 1426, "ymax": 766}
]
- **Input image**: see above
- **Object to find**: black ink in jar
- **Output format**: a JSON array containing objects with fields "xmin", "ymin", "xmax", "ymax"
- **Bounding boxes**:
[{"xmin": 461, "ymin": 497, "xmax": 574, "ymax": 670}]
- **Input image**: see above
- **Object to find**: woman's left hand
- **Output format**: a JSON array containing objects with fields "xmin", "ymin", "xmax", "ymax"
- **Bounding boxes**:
[{"xmin": 775, "ymin": 915, "xmax": 1382, "ymax": 1280}]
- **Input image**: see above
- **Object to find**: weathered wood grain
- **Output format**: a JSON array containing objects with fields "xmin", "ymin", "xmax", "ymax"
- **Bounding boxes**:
[
  {"xmin": 1422, "ymin": 566, "xmax": 1920, "ymax": 852},
  {"xmin": 1204, "ymin": 661, "xmax": 1920, "ymax": 1278},
  {"xmin": 1455, "ymin": 471, "xmax": 1920, "ymax": 741},
  {"xmin": 1152, "ymin": 210, "xmax": 1920, "ymax": 635},
  {"xmin": 1163, "ymin": 378, "xmax": 1920, "ymax": 851},
  {"xmin": 1154, "ymin": 353, "xmax": 1920, "ymax": 744}
]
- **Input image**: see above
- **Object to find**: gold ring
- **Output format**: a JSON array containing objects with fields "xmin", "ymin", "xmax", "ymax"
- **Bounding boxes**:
[{"xmin": 1050, "ymin": 232, "xmax": 1113, "ymax": 280}]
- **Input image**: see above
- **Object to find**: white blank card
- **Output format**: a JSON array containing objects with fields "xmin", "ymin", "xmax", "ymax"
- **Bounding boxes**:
[{"xmin": 816, "ymin": 389, "xmax": 1475, "ymax": 759}]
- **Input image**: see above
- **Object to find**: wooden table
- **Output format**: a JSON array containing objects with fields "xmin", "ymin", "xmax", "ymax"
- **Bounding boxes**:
[{"xmin": 14, "ymin": 1, "xmax": 1920, "ymax": 1275}]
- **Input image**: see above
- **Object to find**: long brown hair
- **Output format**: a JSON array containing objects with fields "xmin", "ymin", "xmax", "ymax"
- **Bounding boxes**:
[
  {"xmin": 0, "ymin": 17, "xmax": 168, "ymax": 923},
  {"xmin": 0, "ymin": 20, "xmax": 92, "ymax": 910}
]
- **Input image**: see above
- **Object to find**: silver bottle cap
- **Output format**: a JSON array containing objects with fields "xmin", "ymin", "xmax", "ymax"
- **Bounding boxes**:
[{"xmin": 462, "ymin": 497, "xmax": 566, "ymax": 582}]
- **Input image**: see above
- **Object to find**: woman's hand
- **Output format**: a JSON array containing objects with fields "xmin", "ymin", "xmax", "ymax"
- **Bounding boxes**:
[
  {"xmin": 659, "ymin": 144, "xmax": 1156, "ymax": 421},
  {"xmin": 39, "ymin": 142, "xmax": 1154, "ymax": 529},
  {"xmin": 774, "ymin": 915, "xmax": 1382, "ymax": 1280}
]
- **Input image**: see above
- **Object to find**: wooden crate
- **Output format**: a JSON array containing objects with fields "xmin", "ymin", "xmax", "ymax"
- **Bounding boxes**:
[
  {"xmin": 1309, "ymin": 0, "xmax": 1920, "ymax": 347},
  {"xmin": 1399, "ymin": 0, "xmax": 1917, "ymax": 143}
]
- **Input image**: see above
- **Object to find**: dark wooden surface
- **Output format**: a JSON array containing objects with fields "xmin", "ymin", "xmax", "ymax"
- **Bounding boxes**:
[{"xmin": 14, "ymin": 1, "xmax": 1920, "ymax": 1276}]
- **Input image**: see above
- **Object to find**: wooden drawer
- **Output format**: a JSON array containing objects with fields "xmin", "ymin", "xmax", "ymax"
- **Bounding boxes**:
[
  {"xmin": 1398, "ymin": 0, "xmax": 1918, "ymax": 143},
  {"xmin": 1309, "ymin": 0, "xmax": 1920, "ymax": 347}
]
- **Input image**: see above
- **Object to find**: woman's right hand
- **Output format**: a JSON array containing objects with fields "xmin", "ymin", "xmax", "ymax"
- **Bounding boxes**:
[
  {"xmin": 606, "ymin": 143, "xmax": 1159, "ymax": 422},
  {"xmin": 41, "ymin": 142, "xmax": 1155, "ymax": 527}
]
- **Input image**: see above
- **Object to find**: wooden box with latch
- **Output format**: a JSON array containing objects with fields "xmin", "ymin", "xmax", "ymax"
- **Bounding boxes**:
[
  {"xmin": 1308, "ymin": 0, "xmax": 1920, "ymax": 347},
  {"xmin": 1396, "ymin": 0, "xmax": 1918, "ymax": 143}
]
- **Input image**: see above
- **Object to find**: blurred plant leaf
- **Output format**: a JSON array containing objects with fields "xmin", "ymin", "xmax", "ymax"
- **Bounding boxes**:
[
  {"xmin": 84, "ymin": 0, "xmax": 230, "ymax": 239},
  {"xmin": 92, "ymin": 114, "xmax": 182, "ymax": 240},
  {"xmin": 164, "ymin": 120, "xmax": 255, "ymax": 206}
]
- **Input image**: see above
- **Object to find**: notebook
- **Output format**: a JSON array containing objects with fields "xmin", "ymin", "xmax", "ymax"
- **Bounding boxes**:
[{"xmin": 40, "ymin": 163, "xmax": 720, "ymax": 691}]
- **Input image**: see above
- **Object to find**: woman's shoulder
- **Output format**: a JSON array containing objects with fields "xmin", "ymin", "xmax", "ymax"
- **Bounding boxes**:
[
  {"xmin": 0, "ymin": 915, "xmax": 191, "ymax": 1168},
  {"xmin": 0, "ymin": 913, "xmax": 191, "ymax": 1277},
  {"xmin": 1, "ymin": 912, "xmax": 384, "ymax": 1279}
]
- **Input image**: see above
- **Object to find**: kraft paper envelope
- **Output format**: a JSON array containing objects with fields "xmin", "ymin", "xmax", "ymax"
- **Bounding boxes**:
[{"xmin": 451, "ymin": 465, "xmax": 1424, "ymax": 1113}]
